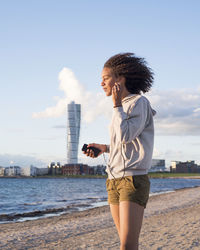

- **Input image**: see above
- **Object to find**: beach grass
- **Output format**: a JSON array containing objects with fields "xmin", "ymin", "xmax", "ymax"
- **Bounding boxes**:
[
  {"xmin": 1, "ymin": 172, "xmax": 200, "ymax": 179},
  {"xmin": 148, "ymin": 172, "xmax": 200, "ymax": 178},
  {"xmin": 37, "ymin": 172, "xmax": 200, "ymax": 179}
]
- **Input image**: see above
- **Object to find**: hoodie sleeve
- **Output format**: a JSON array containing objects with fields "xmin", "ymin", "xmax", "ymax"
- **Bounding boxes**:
[{"xmin": 113, "ymin": 97, "xmax": 150, "ymax": 144}]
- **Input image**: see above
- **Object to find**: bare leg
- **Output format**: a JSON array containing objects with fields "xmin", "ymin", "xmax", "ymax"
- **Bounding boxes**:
[
  {"xmin": 119, "ymin": 201, "xmax": 144, "ymax": 250},
  {"xmin": 110, "ymin": 204, "xmax": 120, "ymax": 237}
]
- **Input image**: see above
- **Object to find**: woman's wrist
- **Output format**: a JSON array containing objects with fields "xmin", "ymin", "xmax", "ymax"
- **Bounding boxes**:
[{"xmin": 103, "ymin": 144, "xmax": 108, "ymax": 153}]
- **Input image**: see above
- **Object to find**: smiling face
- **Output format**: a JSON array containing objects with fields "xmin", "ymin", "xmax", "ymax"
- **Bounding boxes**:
[{"xmin": 101, "ymin": 67, "xmax": 117, "ymax": 96}]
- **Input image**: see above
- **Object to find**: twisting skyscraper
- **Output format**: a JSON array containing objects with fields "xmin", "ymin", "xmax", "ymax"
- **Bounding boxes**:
[{"xmin": 67, "ymin": 101, "xmax": 81, "ymax": 164}]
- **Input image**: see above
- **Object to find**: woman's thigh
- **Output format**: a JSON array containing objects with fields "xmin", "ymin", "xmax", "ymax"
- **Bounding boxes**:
[{"xmin": 119, "ymin": 201, "xmax": 144, "ymax": 246}]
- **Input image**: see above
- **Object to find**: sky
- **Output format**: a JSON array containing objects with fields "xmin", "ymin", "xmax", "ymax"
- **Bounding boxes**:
[{"xmin": 0, "ymin": 0, "xmax": 200, "ymax": 169}]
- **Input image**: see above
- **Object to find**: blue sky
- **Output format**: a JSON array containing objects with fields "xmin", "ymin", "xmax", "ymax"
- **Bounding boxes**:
[{"xmin": 0, "ymin": 0, "xmax": 200, "ymax": 168}]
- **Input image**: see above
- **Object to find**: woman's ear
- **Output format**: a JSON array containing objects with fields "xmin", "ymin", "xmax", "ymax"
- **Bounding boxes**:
[{"xmin": 117, "ymin": 76, "xmax": 126, "ymax": 85}]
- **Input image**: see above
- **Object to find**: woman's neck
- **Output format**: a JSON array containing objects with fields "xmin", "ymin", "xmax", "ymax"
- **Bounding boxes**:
[{"xmin": 121, "ymin": 89, "xmax": 131, "ymax": 101}]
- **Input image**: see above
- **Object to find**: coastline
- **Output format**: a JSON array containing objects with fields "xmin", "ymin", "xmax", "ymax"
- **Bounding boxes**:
[
  {"xmin": 1, "ymin": 186, "xmax": 200, "ymax": 249},
  {"xmin": 1, "ymin": 173, "xmax": 200, "ymax": 180},
  {"xmin": 0, "ymin": 175, "xmax": 106, "ymax": 179},
  {"xmin": 1, "ymin": 183, "xmax": 200, "ymax": 224}
]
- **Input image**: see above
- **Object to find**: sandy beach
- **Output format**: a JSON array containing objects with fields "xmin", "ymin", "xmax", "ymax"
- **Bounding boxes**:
[{"xmin": 1, "ymin": 187, "xmax": 200, "ymax": 250}]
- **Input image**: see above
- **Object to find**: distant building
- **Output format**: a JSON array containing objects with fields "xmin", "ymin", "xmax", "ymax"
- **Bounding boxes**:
[
  {"xmin": 67, "ymin": 101, "xmax": 81, "ymax": 164},
  {"xmin": 4, "ymin": 166, "xmax": 21, "ymax": 176},
  {"xmin": 62, "ymin": 164, "xmax": 106, "ymax": 176},
  {"xmin": 81, "ymin": 164, "xmax": 90, "ymax": 175},
  {"xmin": 62, "ymin": 164, "xmax": 99, "ymax": 175},
  {"xmin": 48, "ymin": 162, "xmax": 62, "ymax": 175},
  {"xmin": 21, "ymin": 166, "xmax": 49, "ymax": 176},
  {"xmin": 149, "ymin": 159, "xmax": 166, "ymax": 172},
  {"xmin": 89, "ymin": 167, "xmax": 94, "ymax": 175},
  {"xmin": 93, "ymin": 165, "xmax": 106, "ymax": 175},
  {"xmin": 21, "ymin": 165, "xmax": 37, "ymax": 176},
  {"xmin": 0, "ymin": 167, "xmax": 5, "ymax": 176},
  {"xmin": 36, "ymin": 167, "xmax": 49, "ymax": 176},
  {"xmin": 62, "ymin": 164, "xmax": 82, "ymax": 175},
  {"xmin": 170, "ymin": 161, "xmax": 200, "ymax": 173}
]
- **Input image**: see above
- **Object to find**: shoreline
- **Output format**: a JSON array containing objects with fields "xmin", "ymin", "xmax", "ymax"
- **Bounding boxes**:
[
  {"xmin": 1, "ymin": 173, "xmax": 200, "ymax": 179},
  {"xmin": 1, "ymin": 186, "xmax": 200, "ymax": 249},
  {"xmin": 0, "ymin": 175, "xmax": 106, "ymax": 179},
  {"xmin": 1, "ymin": 184, "xmax": 200, "ymax": 224}
]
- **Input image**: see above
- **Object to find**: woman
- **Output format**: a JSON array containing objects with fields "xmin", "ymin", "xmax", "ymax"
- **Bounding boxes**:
[{"xmin": 84, "ymin": 53, "xmax": 155, "ymax": 250}]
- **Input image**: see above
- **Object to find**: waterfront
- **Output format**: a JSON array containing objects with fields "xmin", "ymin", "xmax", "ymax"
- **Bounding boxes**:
[
  {"xmin": 1, "ymin": 177, "xmax": 200, "ymax": 223},
  {"xmin": 1, "ymin": 186, "xmax": 200, "ymax": 249}
]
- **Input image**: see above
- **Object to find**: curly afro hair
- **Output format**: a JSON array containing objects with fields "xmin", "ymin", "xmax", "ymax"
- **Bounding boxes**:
[{"xmin": 104, "ymin": 53, "xmax": 154, "ymax": 94}]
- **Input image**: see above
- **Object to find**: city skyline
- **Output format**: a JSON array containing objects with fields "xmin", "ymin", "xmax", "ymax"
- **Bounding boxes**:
[{"xmin": 0, "ymin": 1, "xmax": 200, "ymax": 168}]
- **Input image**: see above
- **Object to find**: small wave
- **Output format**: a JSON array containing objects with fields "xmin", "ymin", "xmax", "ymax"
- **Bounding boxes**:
[
  {"xmin": 0, "ymin": 202, "xmax": 94, "ymax": 223},
  {"xmin": 150, "ymin": 190, "xmax": 175, "ymax": 196},
  {"xmin": 56, "ymin": 199, "xmax": 68, "ymax": 202},
  {"xmin": 87, "ymin": 197, "xmax": 99, "ymax": 200},
  {"xmin": 0, "ymin": 207, "xmax": 68, "ymax": 222},
  {"xmin": 72, "ymin": 197, "xmax": 107, "ymax": 202},
  {"xmin": 23, "ymin": 202, "xmax": 43, "ymax": 206}
]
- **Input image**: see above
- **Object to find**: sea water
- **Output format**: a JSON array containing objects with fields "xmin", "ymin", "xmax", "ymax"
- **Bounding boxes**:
[{"xmin": 0, "ymin": 177, "xmax": 200, "ymax": 223}]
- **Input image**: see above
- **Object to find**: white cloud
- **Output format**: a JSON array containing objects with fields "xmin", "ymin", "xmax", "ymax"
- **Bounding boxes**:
[
  {"xmin": 146, "ymin": 88, "xmax": 200, "ymax": 135},
  {"xmin": 193, "ymin": 107, "xmax": 200, "ymax": 113},
  {"xmin": 32, "ymin": 98, "xmax": 68, "ymax": 118},
  {"xmin": 32, "ymin": 67, "xmax": 112, "ymax": 123},
  {"xmin": 32, "ymin": 67, "xmax": 200, "ymax": 136}
]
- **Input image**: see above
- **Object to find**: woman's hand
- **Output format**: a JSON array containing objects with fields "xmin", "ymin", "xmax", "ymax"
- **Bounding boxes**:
[
  {"xmin": 83, "ymin": 143, "xmax": 107, "ymax": 158},
  {"xmin": 112, "ymin": 82, "xmax": 123, "ymax": 107}
]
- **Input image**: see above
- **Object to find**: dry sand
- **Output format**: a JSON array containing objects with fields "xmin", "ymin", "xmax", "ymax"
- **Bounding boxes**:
[{"xmin": 0, "ymin": 187, "xmax": 200, "ymax": 250}]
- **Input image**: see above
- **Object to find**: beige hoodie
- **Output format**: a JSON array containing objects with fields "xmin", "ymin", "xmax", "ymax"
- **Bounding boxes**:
[{"xmin": 106, "ymin": 94, "xmax": 156, "ymax": 179}]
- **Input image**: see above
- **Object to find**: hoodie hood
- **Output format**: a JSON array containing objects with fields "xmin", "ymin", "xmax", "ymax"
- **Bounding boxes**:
[{"xmin": 122, "ymin": 94, "xmax": 156, "ymax": 116}]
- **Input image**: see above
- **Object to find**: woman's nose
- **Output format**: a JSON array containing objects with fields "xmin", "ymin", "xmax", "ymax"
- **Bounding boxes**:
[{"xmin": 101, "ymin": 81, "xmax": 105, "ymax": 86}]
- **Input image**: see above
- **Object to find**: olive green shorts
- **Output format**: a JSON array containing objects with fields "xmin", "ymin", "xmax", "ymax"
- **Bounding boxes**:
[{"xmin": 106, "ymin": 175, "xmax": 150, "ymax": 208}]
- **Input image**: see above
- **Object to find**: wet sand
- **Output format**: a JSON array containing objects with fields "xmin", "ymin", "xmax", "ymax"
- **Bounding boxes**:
[{"xmin": 0, "ymin": 187, "xmax": 200, "ymax": 249}]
